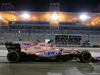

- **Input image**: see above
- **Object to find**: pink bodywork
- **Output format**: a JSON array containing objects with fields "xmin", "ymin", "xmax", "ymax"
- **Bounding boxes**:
[{"xmin": 20, "ymin": 42, "xmax": 79, "ymax": 58}]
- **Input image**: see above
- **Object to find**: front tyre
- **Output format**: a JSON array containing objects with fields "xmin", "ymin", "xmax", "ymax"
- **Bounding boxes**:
[
  {"xmin": 7, "ymin": 51, "xmax": 20, "ymax": 63},
  {"xmin": 78, "ymin": 50, "xmax": 92, "ymax": 63}
]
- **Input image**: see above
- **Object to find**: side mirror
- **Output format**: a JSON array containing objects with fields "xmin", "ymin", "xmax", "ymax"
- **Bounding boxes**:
[
  {"xmin": 37, "ymin": 39, "xmax": 41, "ymax": 42},
  {"xmin": 48, "ymin": 40, "xmax": 53, "ymax": 43}
]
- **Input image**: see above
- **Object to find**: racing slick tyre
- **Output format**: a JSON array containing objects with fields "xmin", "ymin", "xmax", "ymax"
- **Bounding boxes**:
[
  {"xmin": 78, "ymin": 50, "xmax": 92, "ymax": 63},
  {"xmin": 7, "ymin": 51, "xmax": 20, "ymax": 63}
]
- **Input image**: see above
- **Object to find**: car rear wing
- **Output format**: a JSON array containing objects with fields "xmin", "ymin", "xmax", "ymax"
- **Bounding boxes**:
[{"xmin": 5, "ymin": 42, "xmax": 21, "ymax": 52}]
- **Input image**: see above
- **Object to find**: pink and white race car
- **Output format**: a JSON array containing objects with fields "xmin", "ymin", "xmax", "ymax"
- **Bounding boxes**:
[{"xmin": 5, "ymin": 42, "xmax": 92, "ymax": 63}]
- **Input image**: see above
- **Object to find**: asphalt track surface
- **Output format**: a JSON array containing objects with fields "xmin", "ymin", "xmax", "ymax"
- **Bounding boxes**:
[
  {"xmin": 0, "ymin": 45, "xmax": 100, "ymax": 75},
  {"xmin": 0, "ymin": 57, "xmax": 100, "ymax": 75}
]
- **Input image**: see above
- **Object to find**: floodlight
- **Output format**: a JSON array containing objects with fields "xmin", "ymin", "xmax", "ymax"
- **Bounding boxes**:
[
  {"xmin": 80, "ymin": 14, "xmax": 90, "ymax": 20},
  {"xmin": 50, "ymin": 12, "xmax": 59, "ymax": 20},
  {"xmin": 0, "ymin": 15, "xmax": 2, "ymax": 19},
  {"xmin": 18, "ymin": 30, "xmax": 20, "ymax": 33},
  {"xmin": 20, "ymin": 13, "xmax": 30, "ymax": 19}
]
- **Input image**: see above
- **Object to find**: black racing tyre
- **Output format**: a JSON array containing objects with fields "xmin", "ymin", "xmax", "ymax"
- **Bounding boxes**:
[
  {"xmin": 78, "ymin": 50, "xmax": 92, "ymax": 63},
  {"xmin": 7, "ymin": 51, "xmax": 20, "ymax": 63}
]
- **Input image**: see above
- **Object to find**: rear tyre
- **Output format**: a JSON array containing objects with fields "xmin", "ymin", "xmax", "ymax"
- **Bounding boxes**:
[
  {"xmin": 78, "ymin": 50, "xmax": 92, "ymax": 63},
  {"xmin": 7, "ymin": 51, "xmax": 20, "ymax": 63}
]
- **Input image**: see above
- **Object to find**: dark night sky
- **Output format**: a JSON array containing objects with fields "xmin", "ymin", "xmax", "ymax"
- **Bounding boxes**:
[{"xmin": 0, "ymin": 0, "xmax": 100, "ymax": 12}]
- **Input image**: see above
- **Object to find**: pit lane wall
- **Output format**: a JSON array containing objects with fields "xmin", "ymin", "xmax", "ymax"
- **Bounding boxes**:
[
  {"xmin": 0, "ymin": 33, "xmax": 100, "ymax": 46},
  {"xmin": 0, "ymin": 49, "xmax": 8, "ymax": 56},
  {"xmin": 0, "ymin": 45, "xmax": 7, "ymax": 56}
]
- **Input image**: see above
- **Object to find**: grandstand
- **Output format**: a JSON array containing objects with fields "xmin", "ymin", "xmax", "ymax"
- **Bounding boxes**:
[
  {"xmin": 0, "ymin": 11, "xmax": 100, "ymax": 46},
  {"xmin": 9, "ymin": 21, "xmax": 50, "ymax": 29}
]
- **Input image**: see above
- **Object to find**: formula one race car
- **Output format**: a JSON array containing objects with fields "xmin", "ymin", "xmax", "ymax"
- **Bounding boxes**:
[{"xmin": 5, "ymin": 41, "xmax": 92, "ymax": 63}]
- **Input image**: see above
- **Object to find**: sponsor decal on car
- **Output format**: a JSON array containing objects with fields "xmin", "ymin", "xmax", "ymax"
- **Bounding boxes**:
[
  {"xmin": 43, "ymin": 51, "xmax": 58, "ymax": 56},
  {"xmin": 22, "ymin": 43, "xmax": 31, "ymax": 46},
  {"xmin": 95, "ymin": 57, "xmax": 100, "ymax": 60}
]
